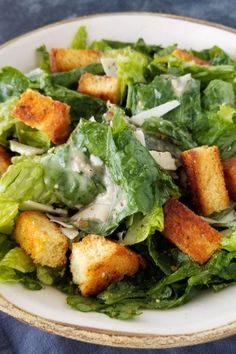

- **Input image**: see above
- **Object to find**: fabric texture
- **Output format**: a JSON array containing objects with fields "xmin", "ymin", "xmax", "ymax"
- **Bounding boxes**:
[{"xmin": 0, "ymin": 0, "xmax": 236, "ymax": 352}]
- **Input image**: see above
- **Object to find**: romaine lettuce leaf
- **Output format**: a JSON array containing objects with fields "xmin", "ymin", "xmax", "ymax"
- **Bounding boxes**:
[
  {"xmin": 50, "ymin": 63, "xmax": 104, "ymax": 88},
  {"xmin": 122, "ymin": 203, "xmax": 164, "ymax": 245},
  {"xmin": 203, "ymin": 79, "xmax": 235, "ymax": 112},
  {"xmin": 70, "ymin": 26, "xmax": 87, "ymax": 49},
  {"xmin": 0, "ymin": 247, "xmax": 35, "ymax": 273},
  {"xmin": 0, "ymin": 97, "xmax": 18, "ymax": 145},
  {"xmin": 104, "ymin": 48, "xmax": 149, "ymax": 99},
  {"xmin": 0, "ymin": 156, "xmax": 56, "ymax": 205},
  {"xmin": 71, "ymin": 111, "xmax": 178, "ymax": 235},
  {"xmin": 127, "ymin": 74, "xmax": 206, "ymax": 134},
  {"xmin": 195, "ymin": 104, "xmax": 236, "ymax": 159},
  {"xmin": 0, "ymin": 234, "xmax": 15, "ymax": 261},
  {"xmin": 149, "ymin": 55, "xmax": 235, "ymax": 86},
  {"xmin": 41, "ymin": 133, "xmax": 105, "ymax": 208},
  {"xmin": 221, "ymin": 229, "xmax": 236, "ymax": 252},
  {"xmin": 0, "ymin": 67, "xmax": 29, "ymax": 102},
  {"xmin": 36, "ymin": 45, "xmax": 51, "ymax": 72},
  {"xmin": 0, "ymin": 202, "xmax": 19, "ymax": 235},
  {"xmin": 190, "ymin": 46, "xmax": 234, "ymax": 65},
  {"xmin": 15, "ymin": 121, "xmax": 51, "ymax": 149}
]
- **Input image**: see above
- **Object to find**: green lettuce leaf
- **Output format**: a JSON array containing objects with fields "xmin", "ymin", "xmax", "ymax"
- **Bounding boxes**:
[
  {"xmin": 0, "ymin": 202, "xmax": 19, "ymax": 235},
  {"xmin": 41, "ymin": 132, "xmax": 105, "ymax": 208},
  {"xmin": 50, "ymin": 63, "xmax": 104, "ymax": 88},
  {"xmin": 36, "ymin": 45, "xmax": 51, "ymax": 72},
  {"xmin": 195, "ymin": 104, "xmax": 236, "ymax": 159},
  {"xmin": 122, "ymin": 204, "xmax": 164, "ymax": 245},
  {"xmin": 0, "ymin": 156, "xmax": 56, "ymax": 205},
  {"xmin": 0, "ymin": 67, "xmax": 29, "ymax": 102},
  {"xmin": 0, "ymin": 234, "xmax": 15, "ymax": 260},
  {"xmin": 190, "ymin": 46, "xmax": 234, "ymax": 65},
  {"xmin": 221, "ymin": 228, "xmax": 236, "ymax": 252},
  {"xmin": 70, "ymin": 26, "xmax": 87, "ymax": 49},
  {"xmin": 203, "ymin": 79, "xmax": 235, "ymax": 112},
  {"xmin": 15, "ymin": 121, "xmax": 51, "ymax": 149},
  {"xmin": 0, "ymin": 97, "xmax": 18, "ymax": 145},
  {"xmin": 105, "ymin": 48, "xmax": 149, "ymax": 99},
  {"xmin": 0, "ymin": 247, "xmax": 35, "ymax": 273}
]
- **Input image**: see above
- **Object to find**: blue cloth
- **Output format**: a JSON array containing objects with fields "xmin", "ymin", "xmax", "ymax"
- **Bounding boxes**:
[{"xmin": 0, "ymin": 0, "xmax": 236, "ymax": 352}]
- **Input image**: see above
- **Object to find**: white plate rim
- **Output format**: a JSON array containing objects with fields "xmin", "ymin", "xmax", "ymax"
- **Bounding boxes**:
[{"xmin": 0, "ymin": 12, "xmax": 236, "ymax": 348}]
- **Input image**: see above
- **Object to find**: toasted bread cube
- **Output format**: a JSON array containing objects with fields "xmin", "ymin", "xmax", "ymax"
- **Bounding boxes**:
[
  {"xmin": 78, "ymin": 73, "xmax": 120, "ymax": 104},
  {"xmin": 14, "ymin": 211, "xmax": 68, "ymax": 268},
  {"xmin": 181, "ymin": 145, "xmax": 229, "ymax": 216},
  {"xmin": 11, "ymin": 89, "xmax": 71, "ymax": 144},
  {"xmin": 70, "ymin": 234, "xmax": 143, "ymax": 296},
  {"xmin": 162, "ymin": 199, "xmax": 221, "ymax": 264},
  {"xmin": 50, "ymin": 48, "xmax": 101, "ymax": 72},
  {"xmin": 0, "ymin": 145, "xmax": 11, "ymax": 176},
  {"xmin": 222, "ymin": 156, "xmax": 236, "ymax": 200},
  {"xmin": 172, "ymin": 49, "xmax": 209, "ymax": 65}
]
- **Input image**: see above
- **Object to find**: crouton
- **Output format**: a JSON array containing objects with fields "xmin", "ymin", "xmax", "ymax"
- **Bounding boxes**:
[
  {"xmin": 222, "ymin": 156, "xmax": 236, "ymax": 200},
  {"xmin": 50, "ymin": 48, "xmax": 101, "ymax": 72},
  {"xmin": 181, "ymin": 145, "xmax": 229, "ymax": 216},
  {"xmin": 14, "ymin": 211, "xmax": 68, "ymax": 268},
  {"xmin": 70, "ymin": 234, "xmax": 144, "ymax": 296},
  {"xmin": 11, "ymin": 89, "xmax": 71, "ymax": 144},
  {"xmin": 162, "ymin": 199, "xmax": 221, "ymax": 264},
  {"xmin": 78, "ymin": 73, "xmax": 120, "ymax": 104},
  {"xmin": 172, "ymin": 49, "xmax": 210, "ymax": 65},
  {"xmin": 0, "ymin": 145, "xmax": 11, "ymax": 176}
]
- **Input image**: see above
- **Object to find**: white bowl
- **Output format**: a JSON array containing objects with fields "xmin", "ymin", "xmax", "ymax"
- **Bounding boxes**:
[{"xmin": 0, "ymin": 13, "xmax": 236, "ymax": 348}]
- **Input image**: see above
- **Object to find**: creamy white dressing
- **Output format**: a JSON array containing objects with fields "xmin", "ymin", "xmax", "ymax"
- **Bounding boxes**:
[
  {"xmin": 72, "ymin": 168, "xmax": 128, "ymax": 225},
  {"xmin": 149, "ymin": 150, "xmax": 177, "ymax": 170},
  {"xmin": 68, "ymin": 148, "xmax": 94, "ymax": 177}
]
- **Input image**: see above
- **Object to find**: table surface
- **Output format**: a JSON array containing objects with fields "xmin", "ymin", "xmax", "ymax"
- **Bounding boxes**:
[{"xmin": 1, "ymin": 0, "xmax": 236, "ymax": 353}]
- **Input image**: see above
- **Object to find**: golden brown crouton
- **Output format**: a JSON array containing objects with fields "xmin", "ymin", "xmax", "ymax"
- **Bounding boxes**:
[
  {"xmin": 172, "ymin": 49, "xmax": 210, "ymax": 65},
  {"xmin": 181, "ymin": 145, "xmax": 229, "ymax": 216},
  {"xmin": 11, "ymin": 89, "xmax": 71, "ymax": 145},
  {"xmin": 222, "ymin": 156, "xmax": 236, "ymax": 200},
  {"xmin": 78, "ymin": 73, "xmax": 120, "ymax": 104},
  {"xmin": 50, "ymin": 48, "xmax": 101, "ymax": 72},
  {"xmin": 162, "ymin": 199, "xmax": 221, "ymax": 264},
  {"xmin": 14, "ymin": 211, "xmax": 68, "ymax": 268},
  {"xmin": 0, "ymin": 145, "xmax": 11, "ymax": 176},
  {"xmin": 70, "ymin": 234, "xmax": 144, "ymax": 296}
]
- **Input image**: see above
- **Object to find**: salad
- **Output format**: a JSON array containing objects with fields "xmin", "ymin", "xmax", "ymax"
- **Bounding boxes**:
[{"xmin": 0, "ymin": 26, "xmax": 236, "ymax": 320}]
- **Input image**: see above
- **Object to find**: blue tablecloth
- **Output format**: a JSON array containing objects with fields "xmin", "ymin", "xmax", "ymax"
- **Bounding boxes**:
[{"xmin": 0, "ymin": 0, "xmax": 236, "ymax": 352}]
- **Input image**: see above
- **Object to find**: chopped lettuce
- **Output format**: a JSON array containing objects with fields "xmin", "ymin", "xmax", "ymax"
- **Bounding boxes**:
[
  {"xmin": 190, "ymin": 46, "xmax": 234, "ymax": 65},
  {"xmin": 70, "ymin": 26, "xmax": 87, "ymax": 49},
  {"xmin": 0, "ymin": 67, "xmax": 29, "ymax": 102},
  {"xmin": 0, "ymin": 247, "xmax": 35, "ymax": 273},
  {"xmin": 50, "ymin": 63, "xmax": 104, "ymax": 88},
  {"xmin": 0, "ymin": 97, "xmax": 18, "ymax": 145},
  {"xmin": 203, "ymin": 79, "xmax": 235, "ymax": 112},
  {"xmin": 122, "ymin": 203, "xmax": 164, "ymax": 245},
  {"xmin": 41, "ymin": 130, "xmax": 105, "ymax": 208},
  {"xmin": 0, "ymin": 202, "xmax": 19, "ymax": 235},
  {"xmin": 36, "ymin": 45, "xmax": 51, "ymax": 72},
  {"xmin": 104, "ymin": 48, "xmax": 149, "ymax": 99},
  {"xmin": 221, "ymin": 229, "xmax": 236, "ymax": 252},
  {"xmin": 195, "ymin": 104, "xmax": 236, "ymax": 159},
  {"xmin": 0, "ymin": 156, "xmax": 56, "ymax": 205}
]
